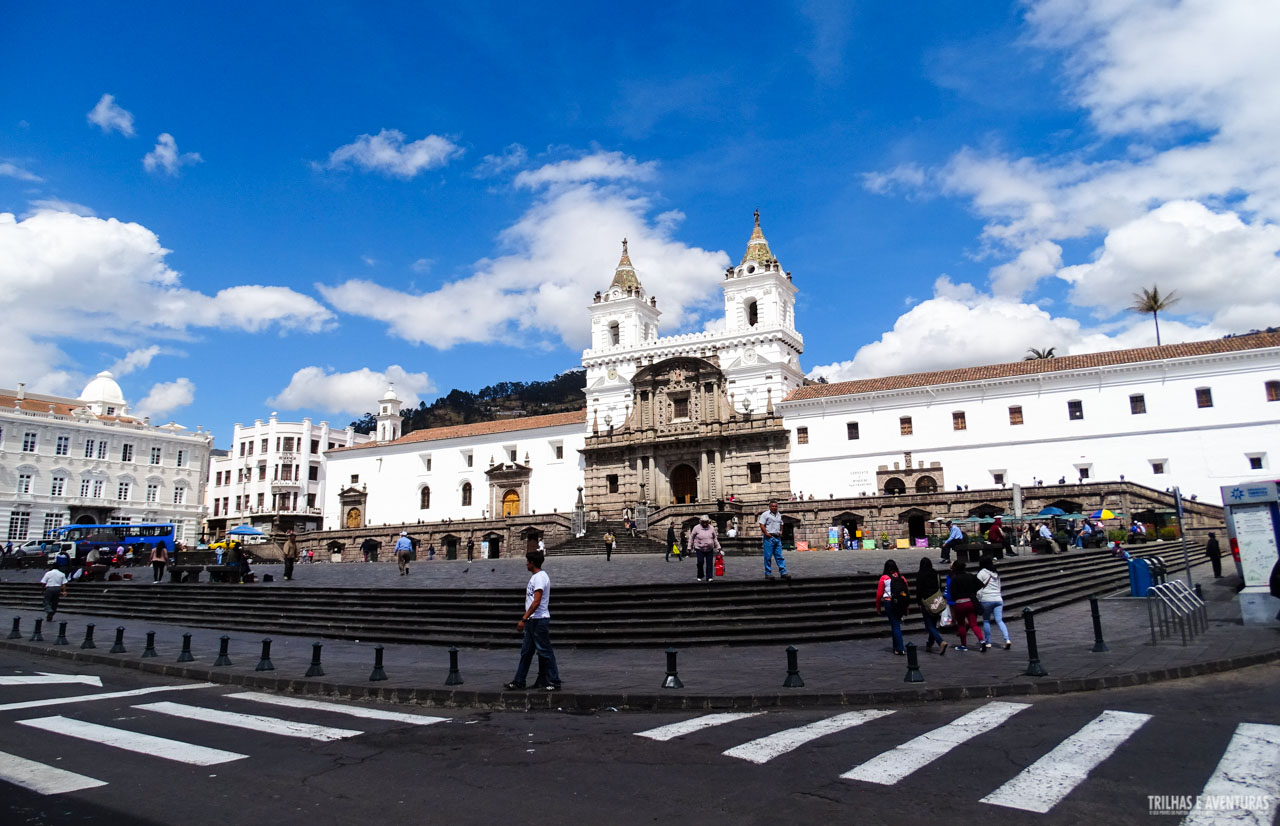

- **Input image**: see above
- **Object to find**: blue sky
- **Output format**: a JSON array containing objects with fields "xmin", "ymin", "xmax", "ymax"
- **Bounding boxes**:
[{"xmin": 3, "ymin": 1, "xmax": 1278, "ymax": 447}]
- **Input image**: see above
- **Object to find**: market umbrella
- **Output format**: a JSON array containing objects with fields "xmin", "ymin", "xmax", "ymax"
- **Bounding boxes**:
[
  {"xmin": 1090, "ymin": 509, "xmax": 1118, "ymax": 519},
  {"xmin": 1036, "ymin": 506, "xmax": 1066, "ymax": 517},
  {"xmin": 227, "ymin": 524, "xmax": 263, "ymax": 536}
]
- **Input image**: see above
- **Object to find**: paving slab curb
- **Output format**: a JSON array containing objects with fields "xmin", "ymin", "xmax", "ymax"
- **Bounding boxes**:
[{"xmin": 4, "ymin": 637, "xmax": 1278, "ymax": 713}]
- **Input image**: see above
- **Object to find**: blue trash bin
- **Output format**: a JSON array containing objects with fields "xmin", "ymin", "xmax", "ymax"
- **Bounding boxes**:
[{"xmin": 1128, "ymin": 557, "xmax": 1153, "ymax": 596}]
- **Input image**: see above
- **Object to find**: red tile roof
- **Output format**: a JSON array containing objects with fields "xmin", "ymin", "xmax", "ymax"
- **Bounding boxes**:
[
  {"xmin": 0, "ymin": 394, "xmax": 82, "ymax": 416},
  {"xmin": 328, "ymin": 409, "xmax": 587, "ymax": 452},
  {"xmin": 785, "ymin": 332, "xmax": 1280, "ymax": 402}
]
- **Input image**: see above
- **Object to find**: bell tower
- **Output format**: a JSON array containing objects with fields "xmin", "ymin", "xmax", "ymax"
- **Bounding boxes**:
[
  {"xmin": 376, "ymin": 384, "xmax": 402, "ymax": 443},
  {"xmin": 723, "ymin": 210, "xmax": 798, "ymax": 334},
  {"xmin": 588, "ymin": 239, "xmax": 661, "ymax": 350}
]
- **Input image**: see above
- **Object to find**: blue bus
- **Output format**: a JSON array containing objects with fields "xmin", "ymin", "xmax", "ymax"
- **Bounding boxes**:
[{"xmin": 52, "ymin": 523, "xmax": 177, "ymax": 562}]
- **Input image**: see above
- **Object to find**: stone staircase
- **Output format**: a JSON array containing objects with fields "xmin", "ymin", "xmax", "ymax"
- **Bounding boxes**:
[{"xmin": 547, "ymin": 521, "xmax": 670, "ymax": 556}]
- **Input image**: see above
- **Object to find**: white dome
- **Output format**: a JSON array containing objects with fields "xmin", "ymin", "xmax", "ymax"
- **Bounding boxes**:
[{"xmin": 79, "ymin": 371, "xmax": 126, "ymax": 404}]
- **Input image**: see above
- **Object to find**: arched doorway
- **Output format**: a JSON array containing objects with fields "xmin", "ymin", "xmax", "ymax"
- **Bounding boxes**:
[
  {"xmin": 899, "ymin": 508, "xmax": 931, "ymax": 541},
  {"xmin": 74, "ymin": 514, "xmax": 95, "ymax": 525},
  {"xmin": 484, "ymin": 532, "xmax": 503, "ymax": 559},
  {"xmin": 502, "ymin": 489, "xmax": 520, "ymax": 517},
  {"xmin": 915, "ymin": 476, "xmax": 938, "ymax": 493},
  {"xmin": 670, "ymin": 464, "xmax": 698, "ymax": 504},
  {"xmin": 520, "ymin": 527, "xmax": 543, "ymax": 553},
  {"xmin": 884, "ymin": 477, "xmax": 906, "ymax": 495},
  {"xmin": 441, "ymin": 534, "xmax": 459, "ymax": 560}
]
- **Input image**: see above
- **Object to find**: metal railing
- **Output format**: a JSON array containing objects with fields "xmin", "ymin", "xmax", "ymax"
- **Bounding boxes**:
[{"xmin": 1146, "ymin": 580, "xmax": 1208, "ymax": 646}]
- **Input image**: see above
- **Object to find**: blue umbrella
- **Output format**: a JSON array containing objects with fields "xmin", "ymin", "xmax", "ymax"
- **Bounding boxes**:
[
  {"xmin": 1036, "ymin": 506, "xmax": 1066, "ymax": 517},
  {"xmin": 227, "ymin": 524, "xmax": 263, "ymax": 536}
]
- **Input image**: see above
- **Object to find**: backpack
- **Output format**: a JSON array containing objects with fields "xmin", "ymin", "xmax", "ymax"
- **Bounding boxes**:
[{"xmin": 887, "ymin": 574, "xmax": 909, "ymax": 608}]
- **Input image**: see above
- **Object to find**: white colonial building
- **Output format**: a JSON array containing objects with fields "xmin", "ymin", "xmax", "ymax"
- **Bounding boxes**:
[
  {"xmin": 1, "ymin": 373, "xmax": 213, "ymax": 543},
  {"xmin": 205, "ymin": 412, "xmax": 371, "ymax": 537},
  {"xmin": 780, "ymin": 333, "xmax": 1280, "ymax": 502}
]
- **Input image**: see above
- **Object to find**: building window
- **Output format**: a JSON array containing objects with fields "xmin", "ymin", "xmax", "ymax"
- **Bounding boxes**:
[
  {"xmin": 1249, "ymin": 455, "xmax": 1265, "ymax": 470},
  {"xmin": 1008, "ymin": 406, "xmax": 1023, "ymax": 426},
  {"xmin": 952, "ymin": 411, "xmax": 967, "ymax": 431},
  {"xmin": 80, "ymin": 479, "xmax": 90, "ymax": 497},
  {"xmin": 1196, "ymin": 387, "xmax": 1213, "ymax": 408},
  {"xmin": 672, "ymin": 395, "xmax": 690, "ymax": 420},
  {"xmin": 22, "ymin": 432, "xmax": 37, "ymax": 452},
  {"xmin": 1267, "ymin": 380, "xmax": 1280, "ymax": 402},
  {"xmin": 176, "ymin": 450, "xmax": 186, "ymax": 467},
  {"xmin": 508, "ymin": 448, "xmax": 517, "ymax": 463},
  {"xmin": 55, "ymin": 436, "xmax": 70, "ymax": 456},
  {"xmin": 151, "ymin": 447, "xmax": 162, "ymax": 464},
  {"xmin": 16, "ymin": 473, "xmax": 31, "ymax": 494},
  {"xmin": 420, "ymin": 487, "xmax": 430, "ymax": 509},
  {"xmin": 43, "ymin": 512, "xmax": 65, "ymax": 535},
  {"xmin": 240, "ymin": 442, "xmax": 247, "ymax": 457},
  {"xmin": 146, "ymin": 483, "xmax": 158, "ymax": 502},
  {"xmin": 748, "ymin": 462, "xmax": 762, "ymax": 483},
  {"xmin": 350, "ymin": 474, "xmax": 359, "ymax": 484},
  {"xmin": 117, "ymin": 482, "xmax": 131, "ymax": 501},
  {"xmin": 846, "ymin": 422, "xmax": 859, "ymax": 440},
  {"xmin": 796, "ymin": 427, "xmax": 809, "ymax": 445},
  {"xmin": 607, "ymin": 474, "xmax": 619, "ymax": 494},
  {"xmin": 7, "ymin": 511, "xmax": 30, "ymax": 541},
  {"xmin": 608, "ymin": 321, "xmax": 620, "ymax": 345},
  {"xmin": 464, "ymin": 452, "xmax": 474, "ymax": 468},
  {"xmin": 235, "ymin": 496, "xmax": 242, "ymax": 511},
  {"xmin": 256, "ymin": 492, "xmax": 265, "ymax": 508},
  {"xmin": 121, "ymin": 443, "xmax": 134, "ymax": 462},
  {"xmin": 214, "ymin": 499, "xmax": 221, "ymax": 517},
  {"xmin": 1078, "ymin": 467, "xmax": 1090, "ymax": 480},
  {"xmin": 1151, "ymin": 461, "xmax": 1165, "ymax": 475},
  {"xmin": 257, "ymin": 465, "xmax": 266, "ymax": 481},
  {"xmin": 260, "ymin": 438, "xmax": 268, "ymax": 454},
  {"xmin": 97, "ymin": 441, "xmax": 107, "ymax": 459},
  {"xmin": 306, "ymin": 493, "xmax": 316, "ymax": 508},
  {"xmin": 282, "ymin": 437, "xmax": 294, "ymax": 452},
  {"xmin": 900, "ymin": 416, "xmax": 913, "ymax": 436},
  {"xmin": 173, "ymin": 487, "xmax": 185, "ymax": 505},
  {"xmin": 461, "ymin": 482, "xmax": 472, "ymax": 507},
  {"xmin": 554, "ymin": 444, "xmax": 564, "ymax": 460},
  {"xmin": 309, "ymin": 465, "xmax": 319, "ymax": 481},
  {"xmin": 1067, "ymin": 400, "xmax": 1084, "ymax": 420},
  {"xmin": 745, "ymin": 299, "xmax": 758, "ymax": 326},
  {"xmin": 993, "ymin": 472, "xmax": 1005, "ymax": 485},
  {"xmin": 92, "ymin": 480, "xmax": 104, "ymax": 498},
  {"xmin": 310, "ymin": 439, "xmax": 319, "ymax": 453},
  {"xmin": 1130, "ymin": 394, "xmax": 1146, "ymax": 415},
  {"xmin": 84, "ymin": 439, "xmax": 96, "ymax": 458}
]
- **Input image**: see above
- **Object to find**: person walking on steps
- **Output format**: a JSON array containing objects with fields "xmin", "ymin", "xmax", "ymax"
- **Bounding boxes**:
[
  {"xmin": 41, "ymin": 564, "xmax": 68, "ymax": 621},
  {"xmin": 503, "ymin": 550, "xmax": 562, "ymax": 692},
  {"xmin": 875, "ymin": 559, "xmax": 909, "ymax": 655},
  {"xmin": 916, "ymin": 558, "xmax": 948, "ymax": 655},
  {"xmin": 976, "ymin": 556, "xmax": 1012, "ymax": 649},
  {"xmin": 1206, "ymin": 532, "xmax": 1223, "ymax": 578},
  {"xmin": 282, "ymin": 530, "xmax": 298, "ymax": 581},
  {"xmin": 690, "ymin": 515, "xmax": 721, "ymax": 582},
  {"xmin": 946, "ymin": 560, "xmax": 988, "ymax": 652},
  {"xmin": 666, "ymin": 525, "xmax": 680, "ymax": 562},
  {"xmin": 149, "ymin": 542, "xmax": 169, "ymax": 583},
  {"xmin": 759, "ymin": 500, "xmax": 790, "ymax": 581},
  {"xmin": 394, "ymin": 532, "xmax": 413, "ymax": 576},
  {"xmin": 603, "ymin": 529, "xmax": 615, "ymax": 562}
]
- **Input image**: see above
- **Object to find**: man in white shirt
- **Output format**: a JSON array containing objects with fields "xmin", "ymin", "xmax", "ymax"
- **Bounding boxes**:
[
  {"xmin": 40, "ymin": 566, "xmax": 68, "ymax": 621},
  {"xmin": 759, "ymin": 500, "xmax": 790, "ymax": 581},
  {"xmin": 504, "ymin": 550, "xmax": 562, "ymax": 692}
]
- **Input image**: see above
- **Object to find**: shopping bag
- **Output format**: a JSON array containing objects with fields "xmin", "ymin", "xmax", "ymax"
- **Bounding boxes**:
[
  {"xmin": 937, "ymin": 605, "xmax": 955, "ymax": 629},
  {"xmin": 714, "ymin": 553, "xmax": 725, "ymax": 576}
]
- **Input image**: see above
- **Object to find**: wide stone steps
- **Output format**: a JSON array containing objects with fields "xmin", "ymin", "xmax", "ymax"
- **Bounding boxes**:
[{"xmin": 0, "ymin": 545, "xmax": 1205, "ymax": 648}]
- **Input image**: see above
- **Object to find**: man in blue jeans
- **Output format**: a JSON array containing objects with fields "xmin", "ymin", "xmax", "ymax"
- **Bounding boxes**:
[
  {"xmin": 504, "ymin": 550, "xmax": 562, "ymax": 691},
  {"xmin": 759, "ymin": 500, "xmax": 790, "ymax": 581}
]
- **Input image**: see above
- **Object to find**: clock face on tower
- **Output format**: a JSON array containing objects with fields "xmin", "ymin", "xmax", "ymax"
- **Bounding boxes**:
[
  {"xmin": 607, "ymin": 368, "xmax": 618, "ymax": 380},
  {"xmin": 744, "ymin": 348, "xmax": 758, "ymax": 364}
]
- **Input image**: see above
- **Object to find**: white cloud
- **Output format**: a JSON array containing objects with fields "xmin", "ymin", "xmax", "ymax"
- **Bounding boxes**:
[
  {"xmin": 411, "ymin": 258, "xmax": 433, "ymax": 273},
  {"xmin": 319, "ymin": 174, "xmax": 731, "ymax": 350},
  {"xmin": 0, "ymin": 210, "xmax": 334, "ymax": 388},
  {"xmin": 862, "ymin": 163, "xmax": 926, "ymax": 196},
  {"xmin": 143, "ymin": 134, "xmax": 202, "ymax": 176},
  {"xmin": 109, "ymin": 346, "xmax": 162, "ymax": 377},
  {"xmin": 268, "ymin": 365, "xmax": 433, "ymax": 417},
  {"xmin": 23, "ymin": 198, "xmax": 96, "ymax": 218},
  {"xmin": 514, "ymin": 151, "xmax": 657, "ymax": 189},
  {"xmin": 318, "ymin": 129, "xmax": 462, "ymax": 178},
  {"xmin": 989, "ymin": 240, "xmax": 1063, "ymax": 297},
  {"xmin": 473, "ymin": 143, "xmax": 528, "ymax": 178},
  {"xmin": 0, "ymin": 161, "xmax": 41, "ymax": 182},
  {"xmin": 134, "ymin": 378, "xmax": 195, "ymax": 419},
  {"xmin": 87, "ymin": 94, "xmax": 135, "ymax": 137}
]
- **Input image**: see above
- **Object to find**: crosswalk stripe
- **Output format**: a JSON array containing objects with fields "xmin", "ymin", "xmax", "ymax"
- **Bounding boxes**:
[
  {"xmin": 0, "ymin": 682, "xmax": 217, "ymax": 713},
  {"xmin": 724, "ymin": 710, "xmax": 896, "ymax": 765},
  {"xmin": 635, "ymin": 712, "xmax": 764, "ymax": 742},
  {"xmin": 980, "ymin": 709, "xmax": 1152, "ymax": 813},
  {"xmin": 17, "ymin": 716, "xmax": 247, "ymax": 766},
  {"xmin": 1182, "ymin": 723, "xmax": 1280, "ymax": 826},
  {"xmin": 134, "ymin": 701, "xmax": 364, "ymax": 741},
  {"xmin": 842, "ymin": 701, "xmax": 1031, "ymax": 785},
  {"xmin": 0, "ymin": 749, "xmax": 108, "ymax": 795},
  {"xmin": 226, "ymin": 692, "xmax": 449, "ymax": 725}
]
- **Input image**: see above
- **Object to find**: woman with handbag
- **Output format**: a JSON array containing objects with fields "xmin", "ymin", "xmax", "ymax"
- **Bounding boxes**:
[
  {"xmin": 916, "ymin": 558, "xmax": 948, "ymax": 655},
  {"xmin": 977, "ymin": 556, "xmax": 1012, "ymax": 649}
]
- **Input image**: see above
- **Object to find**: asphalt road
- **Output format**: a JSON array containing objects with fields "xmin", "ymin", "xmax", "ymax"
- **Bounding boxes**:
[{"xmin": 1, "ymin": 650, "xmax": 1276, "ymax": 826}]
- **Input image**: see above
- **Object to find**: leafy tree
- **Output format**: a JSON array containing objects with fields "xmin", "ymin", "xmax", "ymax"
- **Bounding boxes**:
[
  {"xmin": 1129, "ymin": 285, "xmax": 1180, "ymax": 346},
  {"xmin": 348, "ymin": 412, "xmax": 377, "ymax": 434},
  {"xmin": 1024, "ymin": 347, "xmax": 1057, "ymax": 360}
]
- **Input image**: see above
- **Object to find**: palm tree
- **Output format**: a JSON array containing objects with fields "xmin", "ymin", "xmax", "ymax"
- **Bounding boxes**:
[
  {"xmin": 1024, "ymin": 347, "xmax": 1056, "ymax": 360},
  {"xmin": 1130, "ymin": 285, "xmax": 1180, "ymax": 346}
]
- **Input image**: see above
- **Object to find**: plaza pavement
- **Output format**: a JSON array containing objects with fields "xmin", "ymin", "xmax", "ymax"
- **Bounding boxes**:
[{"xmin": 1, "ymin": 547, "xmax": 1276, "ymax": 710}]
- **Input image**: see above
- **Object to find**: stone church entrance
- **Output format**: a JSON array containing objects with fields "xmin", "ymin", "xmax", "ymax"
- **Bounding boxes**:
[
  {"xmin": 670, "ymin": 464, "xmax": 698, "ymax": 504},
  {"xmin": 502, "ymin": 490, "xmax": 520, "ymax": 517}
]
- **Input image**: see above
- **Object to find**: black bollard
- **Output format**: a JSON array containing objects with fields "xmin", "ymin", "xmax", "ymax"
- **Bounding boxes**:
[
  {"xmin": 7, "ymin": 617, "xmax": 20, "ymax": 640},
  {"xmin": 904, "ymin": 642, "xmax": 925, "ymax": 683},
  {"xmin": 255, "ymin": 639, "xmax": 275, "ymax": 671},
  {"xmin": 1089, "ymin": 595, "xmax": 1110, "ymax": 653},
  {"xmin": 177, "ymin": 632, "xmax": 194, "ymax": 663},
  {"xmin": 369, "ymin": 645, "xmax": 388, "ymax": 681},
  {"xmin": 1194, "ymin": 583, "xmax": 1204, "ymax": 601},
  {"xmin": 142, "ymin": 631, "xmax": 158, "ymax": 658},
  {"xmin": 445, "ymin": 646, "xmax": 463, "ymax": 686},
  {"xmin": 783, "ymin": 645, "xmax": 805, "ymax": 688},
  {"xmin": 214, "ymin": 635, "xmax": 232, "ymax": 667},
  {"xmin": 305, "ymin": 642, "xmax": 324, "ymax": 677},
  {"xmin": 29, "ymin": 618, "xmax": 44, "ymax": 642},
  {"xmin": 1022, "ymin": 607, "xmax": 1048, "ymax": 677},
  {"xmin": 110, "ymin": 626, "xmax": 127, "ymax": 654},
  {"xmin": 662, "ymin": 647, "xmax": 683, "ymax": 689},
  {"xmin": 80, "ymin": 623, "xmax": 96, "ymax": 650},
  {"xmin": 54, "ymin": 621, "xmax": 68, "ymax": 645}
]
